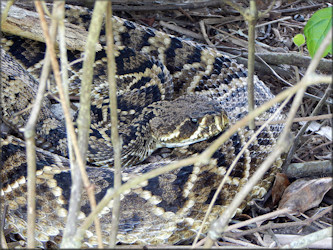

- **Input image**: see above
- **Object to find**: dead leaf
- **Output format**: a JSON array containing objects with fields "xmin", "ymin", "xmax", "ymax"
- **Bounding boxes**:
[
  {"xmin": 271, "ymin": 173, "xmax": 290, "ymax": 207},
  {"xmin": 278, "ymin": 177, "xmax": 333, "ymax": 215},
  {"xmin": 140, "ymin": 17, "xmax": 155, "ymax": 27},
  {"xmin": 299, "ymin": 121, "xmax": 332, "ymax": 141}
]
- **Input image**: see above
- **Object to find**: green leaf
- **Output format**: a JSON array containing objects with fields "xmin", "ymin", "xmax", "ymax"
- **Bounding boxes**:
[
  {"xmin": 304, "ymin": 7, "xmax": 332, "ymax": 58},
  {"xmin": 293, "ymin": 34, "xmax": 305, "ymax": 47}
]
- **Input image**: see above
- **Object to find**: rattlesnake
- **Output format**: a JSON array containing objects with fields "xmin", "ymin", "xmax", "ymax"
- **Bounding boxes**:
[{"xmin": 1, "ymin": 3, "xmax": 285, "ymax": 247}]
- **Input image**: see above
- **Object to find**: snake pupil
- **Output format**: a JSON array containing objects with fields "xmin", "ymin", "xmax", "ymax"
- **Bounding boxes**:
[{"xmin": 191, "ymin": 118, "xmax": 198, "ymax": 124}]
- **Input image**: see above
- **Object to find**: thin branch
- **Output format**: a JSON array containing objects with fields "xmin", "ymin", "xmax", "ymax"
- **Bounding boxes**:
[
  {"xmin": 24, "ymin": 2, "xmax": 58, "ymax": 247},
  {"xmin": 55, "ymin": 1, "xmax": 83, "ymax": 245},
  {"xmin": 0, "ymin": 0, "xmax": 14, "ymax": 26},
  {"xmin": 281, "ymin": 226, "xmax": 332, "ymax": 248},
  {"xmin": 105, "ymin": 2, "xmax": 122, "ymax": 247},
  {"xmin": 41, "ymin": 1, "xmax": 52, "ymax": 17},
  {"xmin": 255, "ymin": 16, "xmax": 292, "ymax": 28},
  {"xmin": 201, "ymin": 73, "xmax": 330, "ymax": 164},
  {"xmin": 220, "ymin": 49, "xmax": 294, "ymax": 79},
  {"xmin": 199, "ymin": 20, "xmax": 214, "ymax": 46},
  {"xmin": 70, "ymin": 1, "xmax": 109, "ymax": 247},
  {"xmin": 204, "ymin": 86, "xmax": 302, "ymax": 247},
  {"xmin": 25, "ymin": 119, "xmax": 37, "ymax": 249},
  {"xmin": 204, "ymin": 141, "xmax": 292, "ymax": 248},
  {"xmin": 245, "ymin": 0, "xmax": 258, "ymax": 129},
  {"xmin": 221, "ymin": 236, "xmax": 263, "ymax": 247},
  {"xmin": 178, "ymin": 7, "xmax": 195, "ymax": 23},
  {"xmin": 0, "ymin": 229, "xmax": 8, "ymax": 249},
  {"xmin": 245, "ymin": 52, "xmax": 333, "ymax": 73},
  {"xmin": 282, "ymin": 27, "xmax": 333, "ymax": 170},
  {"xmin": 223, "ymin": 0, "xmax": 274, "ymax": 130},
  {"xmin": 33, "ymin": 2, "xmax": 105, "ymax": 248},
  {"xmin": 222, "ymin": 50, "xmax": 331, "ymax": 105},
  {"xmin": 255, "ymin": 113, "xmax": 333, "ymax": 126},
  {"xmin": 255, "ymin": 54, "xmax": 299, "ymax": 87},
  {"xmin": 225, "ymin": 208, "xmax": 290, "ymax": 234}
]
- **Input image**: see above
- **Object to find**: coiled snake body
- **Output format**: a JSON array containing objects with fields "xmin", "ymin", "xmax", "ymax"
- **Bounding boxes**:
[{"xmin": 1, "ymin": 4, "xmax": 285, "ymax": 247}]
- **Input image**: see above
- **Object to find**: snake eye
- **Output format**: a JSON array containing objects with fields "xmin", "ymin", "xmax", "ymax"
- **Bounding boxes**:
[{"xmin": 191, "ymin": 118, "xmax": 198, "ymax": 124}]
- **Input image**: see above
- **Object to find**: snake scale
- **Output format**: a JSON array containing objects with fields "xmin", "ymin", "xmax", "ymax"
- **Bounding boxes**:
[{"xmin": 1, "ymin": 2, "xmax": 285, "ymax": 248}]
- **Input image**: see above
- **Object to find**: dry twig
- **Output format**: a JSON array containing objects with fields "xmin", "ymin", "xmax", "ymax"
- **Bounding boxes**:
[
  {"xmin": 255, "ymin": 113, "xmax": 333, "ymax": 126},
  {"xmin": 281, "ymin": 226, "xmax": 332, "ymax": 248},
  {"xmin": 105, "ymin": 2, "xmax": 123, "ymax": 247},
  {"xmin": 54, "ymin": 1, "xmax": 83, "ymax": 245},
  {"xmin": 246, "ymin": 52, "xmax": 332, "ymax": 73},
  {"xmin": 245, "ymin": 0, "xmax": 258, "ymax": 129},
  {"xmin": 159, "ymin": 20, "xmax": 204, "ymax": 40},
  {"xmin": 23, "ymin": 2, "xmax": 59, "ymax": 247},
  {"xmin": 111, "ymin": 0, "xmax": 221, "ymax": 11},
  {"xmin": 34, "ymin": 1, "xmax": 106, "ymax": 248},
  {"xmin": 0, "ymin": 0, "xmax": 14, "ymax": 25}
]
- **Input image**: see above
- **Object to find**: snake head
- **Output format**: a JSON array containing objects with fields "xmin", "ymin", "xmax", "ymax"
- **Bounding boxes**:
[{"xmin": 149, "ymin": 95, "xmax": 229, "ymax": 148}]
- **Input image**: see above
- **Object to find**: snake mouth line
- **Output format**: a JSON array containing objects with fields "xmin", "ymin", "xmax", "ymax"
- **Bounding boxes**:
[{"xmin": 156, "ymin": 113, "xmax": 229, "ymax": 148}]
